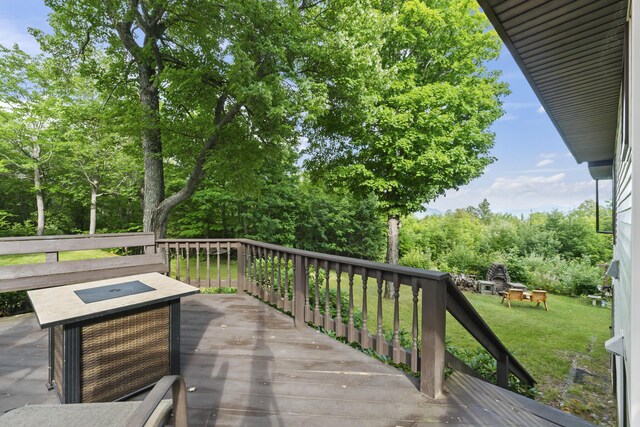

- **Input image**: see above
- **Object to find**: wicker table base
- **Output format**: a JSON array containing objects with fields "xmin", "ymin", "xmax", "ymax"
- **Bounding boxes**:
[
  {"xmin": 28, "ymin": 273, "xmax": 197, "ymax": 404},
  {"xmin": 49, "ymin": 301, "xmax": 180, "ymax": 403}
]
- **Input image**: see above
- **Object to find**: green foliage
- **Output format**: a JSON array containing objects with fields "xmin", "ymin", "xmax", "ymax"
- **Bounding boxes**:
[
  {"xmin": 399, "ymin": 200, "xmax": 612, "ymax": 296},
  {"xmin": 199, "ymin": 287, "xmax": 237, "ymax": 295},
  {"xmin": 0, "ymin": 291, "xmax": 30, "ymax": 317},
  {"xmin": 446, "ymin": 343, "xmax": 536, "ymax": 398},
  {"xmin": 304, "ymin": 1, "xmax": 507, "ymax": 217}
]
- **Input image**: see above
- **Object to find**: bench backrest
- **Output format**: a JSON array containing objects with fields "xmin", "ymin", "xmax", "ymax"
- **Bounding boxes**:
[
  {"xmin": 0, "ymin": 233, "xmax": 167, "ymax": 293},
  {"xmin": 507, "ymin": 289, "xmax": 524, "ymax": 301},
  {"xmin": 530, "ymin": 290, "xmax": 547, "ymax": 302}
]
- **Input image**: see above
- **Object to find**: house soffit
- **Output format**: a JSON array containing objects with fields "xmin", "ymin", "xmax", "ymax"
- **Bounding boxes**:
[{"xmin": 477, "ymin": 0, "xmax": 627, "ymax": 165}]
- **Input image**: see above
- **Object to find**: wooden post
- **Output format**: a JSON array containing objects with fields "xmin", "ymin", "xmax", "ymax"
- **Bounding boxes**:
[
  {"xmin": 421, "ymin": 278, "xmax": 447, "ymax": 399},
  {"xmin": 294, "ymin": 255, "xmax": 306, "ymax": 330},
  {"xmin": 496, "ymin": 353, "xmax": 510, "ymax": 389},
  {"xmin": 237, "ymin": 243, "xmax": 245, "ymax": 292}
]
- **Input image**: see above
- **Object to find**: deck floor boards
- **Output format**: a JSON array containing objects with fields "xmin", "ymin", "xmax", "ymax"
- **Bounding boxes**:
[{"xmin": 1, "ymin": 293, "xmax": 592, "ymax": 426}]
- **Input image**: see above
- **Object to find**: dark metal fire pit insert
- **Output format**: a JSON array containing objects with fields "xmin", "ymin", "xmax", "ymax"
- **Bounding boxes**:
[{"xmin": 74, "ymin": 281, "xmax": 155, "ymax": 304}]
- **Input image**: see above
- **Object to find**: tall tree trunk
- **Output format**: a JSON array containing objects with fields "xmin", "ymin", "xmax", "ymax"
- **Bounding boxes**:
[
  {"xmin": 138, "ymin": 64, "xmax": 165, "ymax": 237},
  {"xmin": 34, "ymin": 164, "xmax": 45, "ymax": 236},
  {"xmin": 89, "ymin": 183, "xmax": 98, "ymax": 235},
  {"xmin": 384, "ymin": 214, "xmax": 400, "ymax": 298}
]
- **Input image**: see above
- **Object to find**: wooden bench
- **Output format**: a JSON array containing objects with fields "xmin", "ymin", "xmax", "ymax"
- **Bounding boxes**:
[
  {"xmin": 502, "ymin": 289, "xmax": 549, "ymax": 311},
  {"xmin": 0, "ymin": 233, "xmax": 168, "ymax": 293}
]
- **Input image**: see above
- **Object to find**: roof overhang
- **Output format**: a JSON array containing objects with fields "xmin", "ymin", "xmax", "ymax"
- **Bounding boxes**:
[{"xmin": 477, "ymin": 0, "xmax": 627, "ymax": 179}]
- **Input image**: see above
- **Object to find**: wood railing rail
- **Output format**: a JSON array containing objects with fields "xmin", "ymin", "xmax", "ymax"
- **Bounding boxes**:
[{"xmin": 158, "ymin": 238, "xmax": 535, "ymax": 398}]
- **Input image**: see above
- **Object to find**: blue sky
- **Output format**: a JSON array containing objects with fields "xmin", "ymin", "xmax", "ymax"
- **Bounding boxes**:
[{"xmin": 0, "ymin": 2, "xmax": 597, "ymax": 215}]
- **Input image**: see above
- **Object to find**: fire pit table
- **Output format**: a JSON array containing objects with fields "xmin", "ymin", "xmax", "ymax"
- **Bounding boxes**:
[{"xmin": 27, "ymin": 272, "xmax": 198, "ymax": 404}]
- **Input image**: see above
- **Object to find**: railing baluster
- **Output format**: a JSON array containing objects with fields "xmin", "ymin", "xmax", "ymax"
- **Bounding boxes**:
[
  {"xmin": 361, "ymin": 269, "xmax": 369, "ymax": 348},
  {"xmin": 250, "ymin": 246, "xmax": 256, "ymax": 295},
  {"xmin": 164, "ymin": 242, "xmax": 170, "ymax": 275},
  {"xmin": 347, "ymin": 265, "xmax": 355, "ymax": 341},
  {"xmin": 195, "ymin": 242, "xmax": 200, "ymax": 288},
  {"xmin": 257, "ymin": 246, "xmax": 263, "ymax": 296},
  {"xmin": 376, "ymin": 270, "xmax": 384, "ymax": 354},
  {"xmin": 174, "ymin": 242, "xmax": 180, "ymax": 281},
  {"xmin": 283, "ymin": 253, "xmax": 290, "ymax": 312},
  {"xmin": 227, "ymin": 242, "xmax": 231, "ymax": 288},
  {"xmin": 411, "ymin": 277, "xmax": 419, "ymax": 372},
  {"xmin": 335, "ymin": 264, "xmax": 343, "ymax": 337},
  {"xmin": 324, "ymin": 261, "xmax": 331, "ymax": 330},
  {"xmin": 276, "ymin": 251, "xmax": 283, "ymax": 309},
  {"xmin": 294, "ymin": 255, "xmax": 306, "ymax": 330},
  {"xmin": 206, "ymin": 242, "xmax": 211, "ymax": 288},
  {"xmin": 270, "ymin": 250, "xmax": 276, "ymax": 304},
  {"xmin": 304, "ymin": 257, "xmax": 310, "ymax": 320},
  {"xmin": 263, "ymin": 247, "xmax": 270, "ymax": 301},
  {"xmin": 392, "ymin": 272, "xmax": 401, "ymax": 363},
  {"xmin": 216, "ymin": 242, "xmax": 221, "ymax": 288},
  {"xmin": 313, "ymin": 259, "xmax": 321, "ymax": 324},
  {"xmin": 185, "ymin": 242, "xmax": 191, "ymax": 285}
]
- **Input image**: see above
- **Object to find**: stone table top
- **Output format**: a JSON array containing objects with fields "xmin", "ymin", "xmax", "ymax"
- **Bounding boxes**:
[{"xmin": 27, "ymin": 272, "xmax": 198, "ymax": 328}]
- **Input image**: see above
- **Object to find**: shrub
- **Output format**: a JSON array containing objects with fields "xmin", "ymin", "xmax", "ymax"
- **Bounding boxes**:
[
  {"xmin": 0, "ymin": 291, "xmax": 31, "ymax": 317},
  {"xmin": 399, "ymin": 248, "xmax": 433, "ymax": 270},
  {"xmin": 560, "ymin": 259, "xmax": 603, "ymax": 296}
]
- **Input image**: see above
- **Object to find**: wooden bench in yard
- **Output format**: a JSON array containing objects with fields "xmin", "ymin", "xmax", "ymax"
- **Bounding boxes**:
[
  {"xmin": 502, "ymin": 289, "xmax": 549, "ymax": 311},
  {"xmin": 0, "ymin": 232, "xmax": 168, "ymax": 292}
]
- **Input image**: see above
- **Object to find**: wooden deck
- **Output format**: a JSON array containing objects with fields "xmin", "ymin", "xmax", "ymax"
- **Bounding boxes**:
[{"xmin": 1, "ymin": 293, "xmax": 592, "ymax": 426}]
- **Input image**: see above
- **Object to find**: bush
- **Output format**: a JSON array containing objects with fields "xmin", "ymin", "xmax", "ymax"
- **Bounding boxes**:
[
  {"xmin": 0, "ymin": 291, "xmax": 31, "ymax": 317},
  {"xmin": 560, "ymin": 259, "xmax": 603, "ymax": 296},
  {"xmin": 399, "ymin": 248, "xmax": 433, "ymax": 270}
]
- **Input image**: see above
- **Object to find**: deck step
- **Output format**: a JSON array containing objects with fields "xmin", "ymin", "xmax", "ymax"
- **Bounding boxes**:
[{"xmin": 444, "ymin": 371, "xmax": 594, "ymax": 426}]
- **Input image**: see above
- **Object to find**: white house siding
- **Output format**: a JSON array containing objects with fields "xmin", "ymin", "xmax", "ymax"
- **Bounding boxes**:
[
  {"xmin": 614, "ymin": 122, "xmax": 631, "ymax": 424},
  {"xmin": 627, "ymin": 2, "xmax": 640, "ymax": 424}
]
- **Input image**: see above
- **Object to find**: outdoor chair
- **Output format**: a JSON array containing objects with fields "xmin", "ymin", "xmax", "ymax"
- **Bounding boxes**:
[
  {"xmin": 502, "ymin": 289, "xmax": 524, "ymax": 308},
  {"xmin": 530, "ymin": 290, "xmax": 549, "ymax": 311},
  {"xmin": 0, "ymin": 375, "xmax": 188, "ymax": 427}
]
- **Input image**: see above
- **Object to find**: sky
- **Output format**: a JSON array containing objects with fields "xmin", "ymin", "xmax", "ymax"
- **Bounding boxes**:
[{"xmin": 0, "ymin": 1, "xmax": 599, "ymax": 216}]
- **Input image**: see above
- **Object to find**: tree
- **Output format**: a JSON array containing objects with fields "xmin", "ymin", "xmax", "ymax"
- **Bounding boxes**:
[
  {"xmin": 0, "ymin": 46, "xmax": 62, "ymax": 235},
  {"xmin": 59, "ymin": 75, "xmax": 140, "ymax": 235},
  {"xmin": 305, "ymin": 0, "xmax": 508, "ymax": 296},
  {"xmin": 42, "ymin": 0, "xmax": 341, "ymax": 238}
]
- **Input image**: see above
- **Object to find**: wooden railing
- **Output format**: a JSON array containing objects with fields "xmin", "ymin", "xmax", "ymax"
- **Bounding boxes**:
[{"xmin": 158, "ymin": 238, "xmax": 535, "ymax": 398}]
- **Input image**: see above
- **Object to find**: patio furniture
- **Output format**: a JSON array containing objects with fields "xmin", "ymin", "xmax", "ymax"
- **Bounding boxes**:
[
  {"xmin": 501, "ymin": 289, "xmax": 548, "ymax": 311},
  {"xmin": 27, "ymin": 273, "xmax": 198, "ymax": 403},
  {"xmin": 502, "ymin": 289, "xmax": 524, "ymax": 308},
  {"xmin": 530, "ymin": 290, "xmax": 549, "ymax": 311},
  {"xmin": 0, "ymin": 375, "xmax": 188, "ymax": 427}
]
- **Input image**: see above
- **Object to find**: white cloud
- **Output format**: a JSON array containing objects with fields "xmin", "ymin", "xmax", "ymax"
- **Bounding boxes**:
[
  {"xmin": 489, "ymin": 173, "xmax": 566, "ymax": 192},
  {"xmin": 536, "ymin": 159, "xmax": 554, "ymax": 167},
  {"xmin": 497, "ymin": 114, "xmax": 518, "ymax": 122},
  {"xmin": 0, "ymin": 19, "xmax": 41, "ymax": 54},
  {"xmin": 427, "ymin": 173, "xmax": 594, "ymax": 215},
  {"xmin": 537, "ymin": 105, "xmax": 546, "ymax": 114}
]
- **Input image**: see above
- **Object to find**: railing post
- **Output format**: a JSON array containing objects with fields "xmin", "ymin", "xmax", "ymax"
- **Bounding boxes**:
[
  {"xmin": 421, "ymin": 278, "xmax": 447, "ymax": 399},
  {"xmin": 294, "ymin": 255, "xmax": 306, "ymax": 330},
  {"xmin": 237, "ymin": 243, "xmax": 245, "ymax": 293},
  {"xmin": 497, "ymin": 353, "xmax": 510, "ymax": 389}
]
